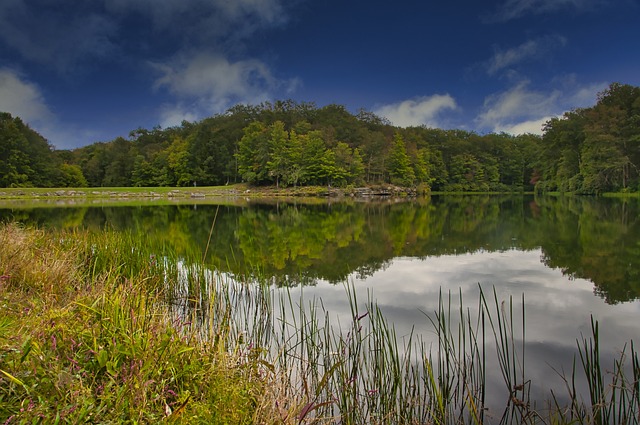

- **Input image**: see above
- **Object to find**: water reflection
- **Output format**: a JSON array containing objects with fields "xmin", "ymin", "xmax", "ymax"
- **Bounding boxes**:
[
  {"xmin": 2, "ymin": 195, "xmax": 639, "ymax": 303},
  {"xmin": 282, "ymin": 250, "xmax": 640, "ymax": 413}
]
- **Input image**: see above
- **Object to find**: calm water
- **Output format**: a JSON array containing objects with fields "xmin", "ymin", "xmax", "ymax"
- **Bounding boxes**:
[{"xmin": 2, "ymin": 194, "xmax": 639, "ymax": 407}]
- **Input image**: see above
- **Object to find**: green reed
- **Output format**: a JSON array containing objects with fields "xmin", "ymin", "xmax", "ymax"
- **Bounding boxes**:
[
  {"xmin": 269, "ymin": 286, "xmax": 490, "ymax": 423},
  {"xmin": 550, "ymin": 316, "xmax": 640, "ymax": 425},
  {"xmin": 266, "ymin": 283, "xmax": 639, "ymax": 424}
]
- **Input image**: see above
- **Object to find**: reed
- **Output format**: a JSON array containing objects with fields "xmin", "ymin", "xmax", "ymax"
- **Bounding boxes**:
[{"xmin": 268, "ymin": 285, "xmax": 639, "ymax": 424}]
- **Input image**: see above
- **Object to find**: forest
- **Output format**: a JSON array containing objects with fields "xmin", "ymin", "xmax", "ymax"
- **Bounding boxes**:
[{"xmin": 1, "ymin": 82, "xmax": 639, "ymax": 194}]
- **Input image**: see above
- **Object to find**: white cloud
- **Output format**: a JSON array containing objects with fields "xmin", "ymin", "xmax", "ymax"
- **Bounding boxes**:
[
  {"xmin": 0, "ymin": 68, "xmax": 53, "ymax": 124},
  {"xmin": 158, "ymin": 103, "xmax": 201, "ymax": 128},
  {"xmin": 0, "ymin": 0, "xmax": 290, "ymax": 73},
  {"xmin": 485, "ymin": 0, "xmax": 602, "ymax": 22},
  {"xmin": 103, "ymin": 0, "xmax": 288, "ymax": 45},
  {"xmin": 567, "ymin": 81, "xmax": 608, "ymax": 106},
  {"xmin": 486, "ymin": 35, "xmax": 567, "ymax": 75},
  {"xmin": 154, "ymin": 53, "xmax": 274, "ymax": 100},
  {"xmin": 496, "ymin": 117, "xmax": 553, "ymax": 135},
  {"xmin": 0, "ymin": 1, "xmax": 117, "ymax": 73},
  {"xmin": 476, "ymin": 78, "xmax": 608, "ymax": 135},
  {"xmin": 153, "ymin": 52, "xmax": 298, "ymax": 125},
  {"xmin": 105, "ymin": 0, "xmax": 285, "ymax": 27},
  {"xmin": 477, "ymin": 81, "xmax": 561, "ymax": 135},
  {"xmin": 374, "ymin": 95, "xmax": 458, "ymax": 128},
  {"xmin": 0, "ymin": 68, "xmax": 103, "ymax": 149},
  {"xmin": 478, "ymin": 82, "xmax": 558, "ymax": 127}
]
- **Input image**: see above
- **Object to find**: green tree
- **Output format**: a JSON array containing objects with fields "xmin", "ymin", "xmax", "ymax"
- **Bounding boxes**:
[
  {"xmin": 360, "ymin": 130, "xmax": 389, "ymax": 183},
  {"xmin": 448, "ymin": 153, "xmax": 486, "ymax": 191},
  {"xmin": 320, "ymin": 148, "xmax": 340, "ymax": 186},
  {"xmin": 350, "ymin": 148, "xmax": 366, "ymax": 186},
  {"xmin": 0, "ymin": 115, "xmax": 32, "ymax": 187},
  {"xmin": 267, "ymin": 121, "xmax": 288, "ymax": 187},
  {"xmin": 285, "ymin": 130, "xmax": 304, "ymax": 187},
  {"xmin": 167, "ymin": 136, "xmax": 193, "ymax": 186},
  {"xmin": 539, "ymin": 111, "xmax": 586, "ymax": 192},
  {"xmin": 58, "ymin": 163, "xmax": 88, "ymax": 187},
  {"xmin": 236, "ymin": 121, "xmax": 271, "ymax": 184},
  {"xmin": 131, "ymin": 155, "xmax": 154, "ymax": 187},
  {"xmin": 300, "ymin": 130, "xmax": 328, "ymax": 185},
  {"xmin": 388, "ymin": 133, "xmax": 415, "ymax": 186},
  {"xmin": 103, "ymin": 137, "xmax": 133, "ymax": 186},
  {"xmin": 0, "ymin": 112, "xmax": 59, "ymax": 187},
  {"xmin": 412, "ymin": 149, "xmax": 430, "ymax": 185},
  {"xmin": 579, "ymin": 86, "xmax": 640, "ymax": 193},
  {"xmin": 330, "ymin": 142, "xmax": 353, "ymax": 187},
  {"xmin": 75, "ymin": 142, "xmax": 109, "ymax": 187},
  {"xmin": 538, "ymin": 83, "xmax": 640, "ymax": 193}
]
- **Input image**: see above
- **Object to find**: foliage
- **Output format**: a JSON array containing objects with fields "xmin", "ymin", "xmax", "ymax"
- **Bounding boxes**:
[
  {"xmin": 387, "ymin": 133, "xmax": 416, "ymax": 186},
  {"xmin": 538, "ymin": 83, "xmax": 640, "ymax": 194},
  {"xmin": 3, "ymin": 82, "xmax": 639, "ymax": 192},
  {"xmin": 0, "ymin": 113, "xmax": 83, "ymax": 188},
  {"xmin": 1, "ymin": 102, "xmax": 542, "ymax": 191}
]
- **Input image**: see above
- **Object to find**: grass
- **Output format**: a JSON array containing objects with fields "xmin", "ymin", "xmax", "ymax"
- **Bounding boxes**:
[
  {"xmin": 1, "ymin": 222, "xmax": 639, "ymax": 424},
  {"xmin": 0, "ymin": 184, "xmax": 341, "ymax": 201},
  {"xmin": 0, "ymin": 185, "xmax": 236, "ymax": 197},
  {"xmin": 0, "ymin": 223, "xmax": 272, "ymax": 423}
]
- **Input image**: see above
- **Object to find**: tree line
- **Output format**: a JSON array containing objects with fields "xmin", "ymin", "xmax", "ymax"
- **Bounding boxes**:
[
  {"xmin": 0, "ymin": 113, "xmax": 87, "ymax": 188},
  {"xmin": 1, "ymin": 83, "xmax": 639, "ymax": 194},
  {"xmin": 537, "ymin": 83, "xmax": 640, "ymax": 194}
]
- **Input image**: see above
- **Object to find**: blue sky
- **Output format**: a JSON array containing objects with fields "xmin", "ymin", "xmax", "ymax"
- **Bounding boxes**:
[{"xmin": 0, "ymin": 0, "xmax": 638, "ymax": 149}]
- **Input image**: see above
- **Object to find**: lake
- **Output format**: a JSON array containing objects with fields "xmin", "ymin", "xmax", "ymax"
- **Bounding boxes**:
[{"xmin": 2, "ymin": 194, "xmax": 639, "ymax": 416}]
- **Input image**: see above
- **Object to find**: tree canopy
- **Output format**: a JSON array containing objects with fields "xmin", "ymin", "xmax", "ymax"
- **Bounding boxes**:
[
  {"xmin": 2, "ymin": 83, "xmax": 639, "ymax": 193},
  {"xmin": 537, "ymin": 83, "xmax": 640, "ymax": 194},
  {"xmin": 0, "ymin": 112, "xmax": 86, "ymax": 188}
]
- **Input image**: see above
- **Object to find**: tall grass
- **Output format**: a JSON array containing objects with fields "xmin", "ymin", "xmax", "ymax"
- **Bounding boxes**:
[
  {"xmin": 1, "ymin": 222, "xmax": 639, "ymax": 424},
  {"xmin": 268, "ymin": 285, "xmax": 639, "ymax": 424},
  {"xmin": 0, "ymin": 223, "xmax": 270, "ymax": 423}
]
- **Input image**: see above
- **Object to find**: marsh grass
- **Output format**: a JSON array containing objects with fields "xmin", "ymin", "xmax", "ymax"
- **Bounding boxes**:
[
  {"xmin": 0, "ymin": 223, "xmax": 270, "ymax": 423},
  {"xmin": 1, "ymin": 222, "xmax": 639, "ymax": 424}
]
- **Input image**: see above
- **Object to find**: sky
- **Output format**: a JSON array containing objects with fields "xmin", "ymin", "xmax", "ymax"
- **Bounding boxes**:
[{"xmin": 0, "ymin": 0, "xmax": 638, "ymax": 150}]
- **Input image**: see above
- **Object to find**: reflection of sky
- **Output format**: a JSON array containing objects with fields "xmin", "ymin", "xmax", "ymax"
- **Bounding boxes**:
[{"xmin": 278, "ymin": 248, "xmax": 640, "ymax": 411}]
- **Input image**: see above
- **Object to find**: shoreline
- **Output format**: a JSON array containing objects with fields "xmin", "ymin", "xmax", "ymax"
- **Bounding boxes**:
[{"xmin": 0, "ymin": 184, "xmax": 426, "ymax": 201}]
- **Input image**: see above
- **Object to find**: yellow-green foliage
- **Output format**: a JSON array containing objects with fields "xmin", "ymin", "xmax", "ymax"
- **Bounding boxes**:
[
  {"xmin": 0, "ymin": 224, "xmax": 269, "ymax": 424},
  {"xmin": 0, "ymin": 223, "xmax": 83, "ymax": 301}
]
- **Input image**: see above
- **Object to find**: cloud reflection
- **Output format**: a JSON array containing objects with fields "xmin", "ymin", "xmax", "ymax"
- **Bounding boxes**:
[{"xmin": 280, "ymin": 248, "xmax": 640, "ymax": 408}]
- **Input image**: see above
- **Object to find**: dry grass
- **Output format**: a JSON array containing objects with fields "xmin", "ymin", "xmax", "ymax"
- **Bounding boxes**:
[
  {"xmin": 0, "ymin": 223, "xmax": 85, "ymax": 303},
  {"xmin": 0, "ymin": 223, "xmax": 276, "ymax": 424}
]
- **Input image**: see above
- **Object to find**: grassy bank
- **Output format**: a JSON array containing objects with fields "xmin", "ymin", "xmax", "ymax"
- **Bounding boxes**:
[
  {"xmin": 0, "ymin": 184, "xmax": 358, "ymax": 200},
  {"xmin": 0, "ymin": 224, "xmax": 280, "ymax": 423},
  {"xmin": 0, "ymin": 185, "xmax": 244, "ymax": 200},
  {"xmin": 1, "ymin": 223, "xmax": 639, "ymax": 424}
]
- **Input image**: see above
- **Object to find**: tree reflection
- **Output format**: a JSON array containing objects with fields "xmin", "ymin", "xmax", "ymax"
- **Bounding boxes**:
[{"xmin": 2, "ymin": 195, "xmax": 639, "ymax": 303}]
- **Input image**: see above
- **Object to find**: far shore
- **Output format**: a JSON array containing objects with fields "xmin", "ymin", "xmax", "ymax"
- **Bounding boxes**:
[
  {"xmin": 12, "ymin": 185, "xmax": 636, "ymax": 207},
  {"xmin": 0, "ymin": 184, "xmax": 429, "ymax": 201}
]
